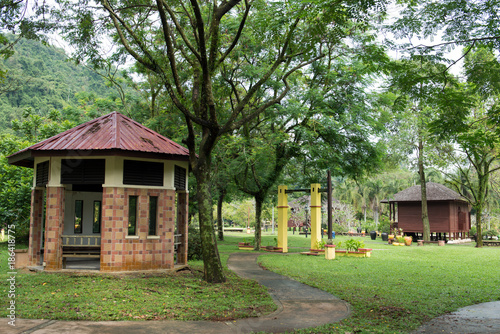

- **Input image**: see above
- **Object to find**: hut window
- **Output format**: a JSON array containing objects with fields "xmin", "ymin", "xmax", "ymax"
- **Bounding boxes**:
[
  {"xmin": 128, "ymin": 196, "xmax": 138, "ymax": 235},
  {"xmin": 36, "ymin": 161, "xmax": 49, "ymax": 187},
  {"xmin": 174, "ymin": 165, "xmax": 186, "ymax": 190},
  {"xmin": 61, "ymin": 159, "xmax": 105, "ymax": 184},
  {"xmin": 74, "ymin": 200, "xmax": 83, "ymax": 234},
  {"xmin": 123, "ymin": 160, "xmax": 164, "ymax": 186},
  {"xmin": 93, "ymin": 201, "xmax": 101, "ymax": 233},
  {"xmin": 149, "ymin": 196, "xmax": 158, "ymax": 235}
]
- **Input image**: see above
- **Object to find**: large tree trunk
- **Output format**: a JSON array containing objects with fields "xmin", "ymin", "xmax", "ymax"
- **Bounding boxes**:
[
  {"xmin": 475, "ymin": 169, "xmax": 488, "ymax": 248},
  {"xmin": 418, "ymin": 138, "xmax": 431, "ymax": 241},
  {"xmin": 476, "ymin": 207, "xmax": 483, "ymax": 247},
  {"xmin": 254, "ymin": 195, "xmax": 264, "ymax": 251},
  {"xmin": 196, "ymin": 164, "xmax": 226, "ymax": 283},
  {"xmin": 217, "ymin": 187, "xmax": 226, "ymax": 241}
]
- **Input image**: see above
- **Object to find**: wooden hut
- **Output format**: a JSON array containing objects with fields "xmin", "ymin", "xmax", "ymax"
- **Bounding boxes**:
[
  {"xmin": 381, "ymin": 182, "xmax": 471, "ymax": 240},
  {"xmin": 8, "ymin": 112, "xmax": 190, "ymax": 272}
]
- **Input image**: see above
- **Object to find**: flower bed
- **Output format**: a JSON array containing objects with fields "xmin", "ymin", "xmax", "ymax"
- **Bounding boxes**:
[{"xmin": 335, "ymin": 248, "xmax": 372, "ymax": 258}]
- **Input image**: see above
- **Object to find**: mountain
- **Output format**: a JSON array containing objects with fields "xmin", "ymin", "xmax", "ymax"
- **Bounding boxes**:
[{"xmin": 0, "ymin": 36, "xmax": 126, "ymax": 131}]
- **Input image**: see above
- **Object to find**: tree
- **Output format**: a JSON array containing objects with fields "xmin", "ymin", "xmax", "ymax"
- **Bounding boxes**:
[
  {"xmin": 390, "ymin": 0, "xmax": 500, "ymax": 71},
  {"xmin": 231, "ymin": 129, "xmax": 294, "ymax": 250},
  {"xmin": 55, "ymin": 0, "xmax": 388, "ymax": 282},
  {"xmin": 0, "ymin": 1, "xmax": 53, "ymax": 78},
  {"xmin": 0, "ymin": 108, "xmax": 71, "ymax": 241},
  {"xmin": 431, "ymin": 47, "xmax": 500, "ymax": 247},
  {"xmin": 384, "ymin": 56, "xmax": 457, "ymax": 240}
]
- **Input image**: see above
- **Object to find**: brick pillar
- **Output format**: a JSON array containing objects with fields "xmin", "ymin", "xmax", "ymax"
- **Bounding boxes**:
[
  {"xmin": 28, "ymin": 189, "xmax": 44, "ymax": 266},
  {"xmin": 44, "ymin": 187, "xmax": 65, "ymax": 270},
  {"xmin": 100, "ymin": 187, "xmax": 125, "ymax": 272},
  {"xmin": 176, "ymin": 192, "xmax": 188, "ymax": 265}
]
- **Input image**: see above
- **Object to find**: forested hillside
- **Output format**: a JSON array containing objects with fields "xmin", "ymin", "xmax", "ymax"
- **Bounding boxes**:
[{"xmin": 0, "ymin": 36, "xmax": 129, "ymax": 130}]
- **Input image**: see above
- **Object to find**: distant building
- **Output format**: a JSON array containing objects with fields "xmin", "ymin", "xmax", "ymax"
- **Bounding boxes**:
[
  {"xmin": 381, "ymin": 182, "xmax": 471, "ymax": 240},
  {"xmin": 8, "ymin": 112, "xmax": 190, "ymax": 271}
]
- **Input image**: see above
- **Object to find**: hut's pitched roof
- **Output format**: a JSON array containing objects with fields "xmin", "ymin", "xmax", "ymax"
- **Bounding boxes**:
[
  {"xmin": 8, "ymin": 112, "xmax": 190, "ymax": 167},
  {"xmin": 382, "ymin": 182, "xmax": 467, "ymax": 203}
]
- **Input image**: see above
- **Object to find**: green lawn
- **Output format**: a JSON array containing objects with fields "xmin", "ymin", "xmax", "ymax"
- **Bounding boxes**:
[
  {"xmin": 255, "ymin": 232, "xmax": 500, "ymax": 333},
  {"xmin": 0, "ymin": 239, "xmax": 276, "ymax": 321},
  {"xmin": 1, "ymin": 231, "xmax": 499, "ymax": 334}
]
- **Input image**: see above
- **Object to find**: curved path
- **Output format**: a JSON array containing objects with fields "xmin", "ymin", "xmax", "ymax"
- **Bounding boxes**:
[
  {"xmin": 411, "ymin": 301, "xmax": 500, "ymax": 334},
  {"xmin": 7, "ymin": 253, "xmax": 351, "ymax": 334}
]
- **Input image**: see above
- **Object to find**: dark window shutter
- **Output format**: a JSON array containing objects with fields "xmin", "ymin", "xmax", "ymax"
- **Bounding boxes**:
[
  {"xmin": 123, "ymin": 160, "xmax": 164, "ymax": 186},
  {"xmin": 174, "ymin": 165, "xmax": 186, "ymax": 190},
  {"xmin": 36, "ymin": 161, "xmax": 49, "ymax": 187},
  {"xmin": 61, "ymin": 159, "xmax": 105, "ymax": 184}
]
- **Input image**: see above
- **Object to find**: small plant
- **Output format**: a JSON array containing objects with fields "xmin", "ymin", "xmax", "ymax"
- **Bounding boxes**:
[
  {"xmin": 242, "ymin": 237, "xmax": 255, "ymax": 245},
  {"xmin": 344, "ymin": 238, "xmax": 365, "ymax": 252},
  {"xmin": 326, "ymin": 239, "xmax": 334, "ymax": 245},
  {"xmin": 396, "ymin": 235, "xmax": 405, "ymax": 243},
  {"xmin": 393, "ymin": 227, "xmax": 403, "ymax": 235},
  {"xmin": 273, "ymin": 237, "xmax": 278, "ymax": 247},
  {"xmin": 315, "ymin": 239, "xmax": 326, "ymax": 250}
]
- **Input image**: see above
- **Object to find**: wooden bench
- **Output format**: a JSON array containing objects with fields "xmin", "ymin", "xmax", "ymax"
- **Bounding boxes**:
[
  {"xmin": 483, "ymin": 240, "xmax": 500, "ymax": 246},
  {"xmin": 62, "ymin": 235, "xmax": 101, "ymax": 269},
  {"xmin": 224, "ymin": 228, "xmax": 245, "ymax": 232},
  {"xmin": 62, "ymin": 246, "xmax": 100, "ymax": 268}
]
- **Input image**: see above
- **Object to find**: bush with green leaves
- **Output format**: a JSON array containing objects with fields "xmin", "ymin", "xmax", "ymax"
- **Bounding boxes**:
[
  {"xmin": 187, "ymin": 226, "xmax": 202, "ymax": 260},
  {"xmin": 484, "ymin": 229, "xmax": 498, "ymax": 239},
  {"xmin": 0, "ymin": 134, "xmax": 33, "ymax": 243},
  {"xmin": 332, "ymin": 223, "xmax": 348, "ymax": 233},
  {"xmin": 339, "ymin": 238, "xmax": 365, "ymax": 252}
]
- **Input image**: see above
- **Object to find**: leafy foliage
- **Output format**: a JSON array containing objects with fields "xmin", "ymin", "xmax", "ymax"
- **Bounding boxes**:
[
  {"xmin": 0, "ymin": 133, "xmax": 32, "ymax": 241},
  {"xmin": 0, "ymin": 35, "xmax": 141, "ymax": 131},
  {"xmin": 187, "ymin": 226, "xmax": 202, "ymax": 261}
]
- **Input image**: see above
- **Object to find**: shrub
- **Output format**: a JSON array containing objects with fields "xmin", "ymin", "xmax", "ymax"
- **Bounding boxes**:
[
  {"xmin": 187, "ymin": 226, "xmax": 202, "ymax": 260},
  {"xmin": 484, "ymin": 229, "xmax": 499, "ymax": 239},
  {"xmin": 378, "ymin": 218, "xmax": 391, "ymax": 233},
  {"xmin": 332, "ymin": 223, "xmax": 348, "ymax": 233},
  {"xmin": 344, "ymin": 238, "xmax": 365, "ymax": 252}
]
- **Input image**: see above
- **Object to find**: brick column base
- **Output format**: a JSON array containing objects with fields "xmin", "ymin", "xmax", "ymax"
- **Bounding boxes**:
[
  {"xmin": 28, "ymin": 189, "xmax": 44, "ymax": 266},
  {"xmin": 44, "ymin": 187, "xmax": 65, "ymax": 270}
]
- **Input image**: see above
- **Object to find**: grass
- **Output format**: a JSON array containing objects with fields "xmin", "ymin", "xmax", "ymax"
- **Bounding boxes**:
[
  {"xmin": 255, "ymin": 232, "xmax": 500, "ymax": 333},
  {"xmin": 0, "ymin": 240, "xmax": 276, "ymax": 321},
  {"xmin": 1, "ymin": 231, "xmax": 499, "ymax": 334}
]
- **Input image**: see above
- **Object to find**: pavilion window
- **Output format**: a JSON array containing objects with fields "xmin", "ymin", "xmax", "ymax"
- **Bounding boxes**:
[
  {"xmin": 174, "ymin": 165, "xmax": 186, "ymax": 190},
  {"xmin": 149, "ymin": 196, "xmax": 158, "ymax": 236},
  {"xmin": 128, "ymin": 196, "xmax": 138, "ymax": 235},
  {"xmin": 123, "ymin": 160, "xmax": 164, "ymax": 186},
  {"xmin": 93, "ymin": 201, "xmax": 101, "ymax": 233},
  {"xmin": 35, "ymin": 161, "xmax": 49, "ymax": 187},
  {"xmin": 74, "ymin": 200, "xmax": 83, "ymax": 234}
]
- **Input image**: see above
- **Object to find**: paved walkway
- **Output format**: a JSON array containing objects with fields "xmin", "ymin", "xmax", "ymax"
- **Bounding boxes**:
[
  {"xmin": 5, "ymin": 253, "xmax": 351, "ymax": 334},
  {"xmin": 411, "ymin": 301, "xmax": 500, "ymax": 334}
]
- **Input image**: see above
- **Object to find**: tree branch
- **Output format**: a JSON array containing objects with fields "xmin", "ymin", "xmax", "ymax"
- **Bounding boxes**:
[
  {"xmin": 217, "ymin": 0, "xmax": 250, "ymax": 68},
  {"xmin": 156, "ymin": 0, "xmax": 185, "ymax": 99},
  {"xmin": 160, "ymin": 0, "xmax": 201, "ymax": 62}
]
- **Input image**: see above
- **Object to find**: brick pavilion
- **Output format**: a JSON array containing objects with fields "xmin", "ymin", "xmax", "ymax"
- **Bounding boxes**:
[{"xmin": 8, "ymin": 112, "xmax": 190, "ymax": 272}]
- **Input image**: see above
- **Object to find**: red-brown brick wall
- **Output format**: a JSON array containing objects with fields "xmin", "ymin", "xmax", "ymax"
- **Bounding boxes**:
[
  {"xmin": 44, "ymin": 187, "xmax": 65, "ymax": 270},
  {"xmin": 100, "ymin": 187, "xmax": 176, "ymax": 272},
  {"xmin": 28, "ymin": 189, "xmax": 44, "ymax": 266}
]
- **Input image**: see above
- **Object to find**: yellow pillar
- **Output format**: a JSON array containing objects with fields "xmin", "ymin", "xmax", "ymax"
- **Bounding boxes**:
[
  {"xmin": 310, "ymin": 183, "xmax": 321, "ymax": 250},
  {"xmin": 277, "ymin": 185, "xmax": 288, "ymax": 253}
]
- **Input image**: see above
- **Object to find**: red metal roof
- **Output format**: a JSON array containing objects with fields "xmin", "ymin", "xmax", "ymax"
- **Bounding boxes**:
[{"xmin": 8, "ymin": 112, "xmax": 190, "ymax": 167}]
